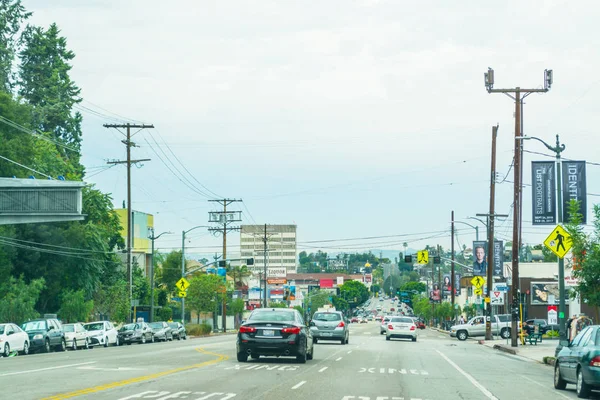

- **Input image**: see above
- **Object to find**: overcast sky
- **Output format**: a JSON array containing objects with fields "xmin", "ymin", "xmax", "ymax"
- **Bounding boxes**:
[{"xmin": 23, "ymin": 0, "xmax": 600, "ymax": 259}]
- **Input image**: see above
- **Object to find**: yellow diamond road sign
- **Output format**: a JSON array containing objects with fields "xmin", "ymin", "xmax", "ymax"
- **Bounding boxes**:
[
  {"xmin": 470, "ymin": 276, "xmax": 485, "ymax": 288},
  {"xmin": 176, "ymin": 277, "xmax": 190, "ymax": 292},
  {"xmin": 544, "ymin": 225, "xmax": 572, "ymax": 259},
  {"xmin": 417, "ymin": 250, "xmax": 429, "ymax": 265},
  {"xmin": 474, "ymin": 288, "xmax": 483, "ymax": 296},
  {"xmin": 178, "ymin": 291, "xmax": 187, "ymax": 298}
]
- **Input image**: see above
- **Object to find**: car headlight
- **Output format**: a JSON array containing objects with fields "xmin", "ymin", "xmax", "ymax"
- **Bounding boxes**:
[{"xmin": 33, "ymin": 334, "xmax": 43, "ymax": 340}]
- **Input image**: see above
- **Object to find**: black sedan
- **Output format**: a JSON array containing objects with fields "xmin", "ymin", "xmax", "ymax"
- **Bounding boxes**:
[
  {"xmin": 168, "ymin": 322, "xmax": 187, "ymax": 340},
  {"xmin": 118, "ymin": 322, "xmax": 154, "ymax": 345},
  {"xmin": 147, "ymin": 321, "xmax": 173, "ymax": 342},
  {"xmin": 236, "ymin": 308, "xmax": 314, "ymax": 363}
]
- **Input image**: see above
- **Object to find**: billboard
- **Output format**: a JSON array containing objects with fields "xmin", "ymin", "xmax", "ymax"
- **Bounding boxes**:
[
  {"xmin": 472, "ymin": 240, "xmax": 504, "ymax": 277},
  {"xmin": 562, "ymin": 161, "xmax": 587, "ymax": 223},
  {"xmin": 442, "ymin": 273, "xmax": 461, "ymax": 296},
  {"xmin": 531, "ymin": 161, "xmax": 556, "ymax": 225},
  {"xmin": 429, "ymin": 284, "xmax": 441, "ymax": 303},
  {"xmin": 530, "ymin": 282, "xmax": 569, "ymax": 305},
  {"xmin": 320, "ymin": 279, "xmax": 333, "ymax": 288}
]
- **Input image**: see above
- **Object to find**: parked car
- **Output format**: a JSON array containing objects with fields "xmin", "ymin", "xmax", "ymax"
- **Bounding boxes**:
[
  {"xmin": 118, "ymin": 322, "xmax": 154, "ymax": 345},
  {"xmin": 415, "ymin": 318, "xmax": 426, "ymax": 330},
  {"xmin": 386, "ymin": 316, "xmax": 418, "ymax": 342},
  {"xmin": 449, "ymin": 314, "xmax": 512, "ymax": 341},
  {"xmin": 83, "ymin": 321, "xmax": 119, "ymax": 347},
  {"xmin": 168, "ymin": 322, "xmax": 187, "ymax": 340},
  {"xmin": 554, "ymin": 325, "xmax": 600, "ymax": 398},
  {"xmin": 310, "ymin": 310, "xmax": 349, "ymax": 345},
  {"xmin": 21, "ymin": 318, "xmax": 66, "ymax": 353},
  {"xmin": 525, "ymin": 319, "xmax": 558, "ymax": 334},
  {"xmin": 63, "ymin": 323, "xmax": 90, "ymax": 350},
  {"xmin": 148, "ymin": 321, "xmax": 173, "ymax": 342},
  {"xmin": 359, "ymin": 317, "xmax": 368, "ymax": 324},
  {"xmin": 380, "ymin": 316, "xmax": 391, "ymax": 335},
  {"xmin": 0, "ymin": 323, "xmax": 30, "ymax": 356},
  {"xmin": 236, "ymin": 308, "xmax": 314, "ymax": 363},
  {"xmin": 350, "ymin": 317, "xmax": 359, "ymax": 323}
]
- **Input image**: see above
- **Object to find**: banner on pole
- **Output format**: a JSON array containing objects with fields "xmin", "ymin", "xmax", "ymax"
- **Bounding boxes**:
[
  {"xmin": 531, "ymin": 161, "xmax": 556, "ymax": 225},
  {"xmin": 562, "ymin": 161, "xmax": 587, "ymax": 224}
]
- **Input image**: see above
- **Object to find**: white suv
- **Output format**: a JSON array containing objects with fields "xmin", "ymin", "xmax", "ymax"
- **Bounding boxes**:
[{"xmin": 83, "ymin": 321, "xmax": 119, "ymax": 347}]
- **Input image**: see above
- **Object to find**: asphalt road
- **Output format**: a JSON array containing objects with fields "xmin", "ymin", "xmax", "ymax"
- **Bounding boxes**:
[{"xmin": 2, "ymin": 300, "xmax": 599, "ymax": 399}]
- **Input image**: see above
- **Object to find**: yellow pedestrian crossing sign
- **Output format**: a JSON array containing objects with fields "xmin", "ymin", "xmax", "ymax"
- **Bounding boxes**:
[
  {"xmin": 176, "ymin": 277, "xmax": 190, "ymax": 292},
  {"xmin": 544, "ymin": 225, "xmax": 572, "ymax": 259},
  {"xmin": 474, "ymin": 288, "xmax": 483, "ymax": 296},
  {"xmin": 470, "ymin": 276, "xmax": 485, "ymax": 288},
  {"xmin": 417, "ymin": 250, "xmax": 429, "ymax": 264},
  {"xmin": 178, "ymin": 291, "xmax": 187, "ymax": 298}
]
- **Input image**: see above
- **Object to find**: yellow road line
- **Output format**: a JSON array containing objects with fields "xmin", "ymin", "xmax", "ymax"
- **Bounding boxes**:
[{"xmin": 42, "ymin": 348, "xmax": 229, "ymax": 400}]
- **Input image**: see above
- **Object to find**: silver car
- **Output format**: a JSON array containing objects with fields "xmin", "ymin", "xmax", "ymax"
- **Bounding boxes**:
[
  {"xmin": 309, "ymin": 311, "xmax": 349, "ymax": 345},
  {"xmin": 380, "ymin": 316, "xmax": 391, "ymax": 335},
  {"xmin": 386, "ymin": 316, "xmax": 418, "ymax": 342}
]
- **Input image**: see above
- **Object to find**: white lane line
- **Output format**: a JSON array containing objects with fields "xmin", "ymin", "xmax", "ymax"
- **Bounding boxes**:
[
  {"xmin": 347, "ymin": 351, "xmax": 352, "ymax": 354},
  {"xmin": 0, "ymin": 361, "xmax": 96, "ymax": 377},
  {"xmin": 291, "ymin": 381, "xmax": 306, "ymax": 390},
  {"xmin": 435, "ymin": 349, "xmax": 498, "ymax": 400},
  {"xmin": 336, "ymin": 357, "xmax": 343, "ymax": 361},
  {"xmin": 318, "ymin": 367, "xmax": 328, "ymax": 373},
  {"xmin": 521, "ymin": 374, "xmax": 571, "ymax": 400}
]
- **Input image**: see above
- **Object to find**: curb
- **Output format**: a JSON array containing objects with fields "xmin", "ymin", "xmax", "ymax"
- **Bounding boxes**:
[{"xmin": 493, "ymin": 344, "xmax": 517, "ymax": 355}]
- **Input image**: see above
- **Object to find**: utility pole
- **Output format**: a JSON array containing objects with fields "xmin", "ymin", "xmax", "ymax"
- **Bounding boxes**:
[
  {"xmin": 208, "ymin": 199, "xmax": 242, "ymax": 332},
  {"xmin": 148, "ymin": 229, "xmax": 171, "ymax": 323},
  {"xmin": 451, "ymin": 211, "xmax": 455, "ymax": 306},
  {"xmin": 263, "ymin": 224, "xmax": 268, "ymax": 308},
  {"xmin": 105, "ymin": 123, "xmax": 154, "ymax": 323},
  {"xmin": 484, "ymin": 68, "xmax": 552, "ymax": 347},
  {"xmin": 485, "ymin": 125, "xmax": 499, "ymax": 340}
]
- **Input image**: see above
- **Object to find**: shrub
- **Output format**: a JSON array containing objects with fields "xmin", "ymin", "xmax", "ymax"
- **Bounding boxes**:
[
  {"xmin": 158, "ymin": 306, "xmax": 172, "ymax": 322},
  {"xmin": 186, "ymin": 323, "xmax": 212, "ymax": 336}
]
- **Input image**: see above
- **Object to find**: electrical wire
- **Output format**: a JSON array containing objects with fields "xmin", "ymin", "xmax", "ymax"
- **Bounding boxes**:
[
  {"xmin": 241, "ymin": 200, "xmax": 258, "ymax": 225},
  {"xmin": 524, "ymin": 149, "xmax": 600, "ymax": 167},
  {"xmin": 0, "ymin": 115, "xmax": 80, "ymax": 154},
  {"xmin": 0, "ymin": 154, "xmax": 53, "ymax": 178}
]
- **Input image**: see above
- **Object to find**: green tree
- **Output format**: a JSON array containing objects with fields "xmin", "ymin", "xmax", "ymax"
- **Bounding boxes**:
[
  {"xmin": 0, "ymin": 276, "xmax": 44, "ymax": 324},
  {"xmin": 186, "ymin": 274, "xmax": 223, "ymax": 323},
  {"xmin": 339, "ymin": 280, "xmax": 369, "ymax": 306},
  {"xmin": 411, "ymin": 294, "xmax": 432, "ymax": 322},
  {"xmin": 400, "ymin": 281, "xmax": 426, "ymax": 294},
  {"xmin": 0, "ymin": 0, "xmax": 30, "ymax": 90},
  {"xmin": 532, "ymin": 244, "xmax": 558, "ymax": 262},
  {"xmin": 228, "ymin": 265, "xmax": 251, "ymax": 289},
  {"xmin": 58, "ymin": 289, "xmax": 93, "ymax": 323},
  {"xmin": 93, "ymin": 280, "xmax": 129, "ymax": 323},
  {"xmin": 157, "ymin": 250, "xmax": 183, "ymax": 293},
  {"xmin": 132, "ymin": 266, "xmax": 150, "ymax": 305},
  {"xmin": 306, "ymin": 290, "xmax": 332, "ymax": 316}
]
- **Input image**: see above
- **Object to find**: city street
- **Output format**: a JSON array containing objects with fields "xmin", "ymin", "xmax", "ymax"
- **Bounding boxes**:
[{"xmin": 2, "ymin": 302, "xmax": 597, "ymax": 399}]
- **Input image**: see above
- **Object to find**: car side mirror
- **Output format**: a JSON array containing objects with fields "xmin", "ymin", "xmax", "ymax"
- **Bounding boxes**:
[
  {"xmin": 48, "ymin": 326, "xmax": 54, "ymax": 331},
  {"xmin": 559, "ymin": 339, "xmax": 570, "ymax": 347},
  {"xmin": 309, "ymin": 321, "xmax": 315, "ymax": 326},
  {"xmin": 241, "ymin": 320, "xmax": 246, "ymax": 325}
]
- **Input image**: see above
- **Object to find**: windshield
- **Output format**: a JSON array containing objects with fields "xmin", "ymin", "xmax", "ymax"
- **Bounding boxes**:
[
  {"xmin": 0, "ymin": 324, "xmax": 5, "ymax": 334},
  {"xmin": 148, "ymin": 322, "xmax": 163, "ymax": 329},
  {"xmin": 84, "ymin": 323, "xmax": 104, "ymax": 331},
  {"xmin": 120, "ymin": 324, "xmax": 135, "ymax": 331},
  {"xmin": 312, "ymin": 312, "xmax": 342, "ymax": 321},
  {"xmin": 63, "ymin": 325, "xmax": 75, "ymax": 332},
  {"xmin": 248, "ymin": 311, "xmax": 295, "ymax": 322},
  {"xmin": 22, "ymin": 320, "xmax": 47, "ymax": 331},
  {"xmin": 168, "ymin": 323, "xmax": 178, "ymax": 329}
]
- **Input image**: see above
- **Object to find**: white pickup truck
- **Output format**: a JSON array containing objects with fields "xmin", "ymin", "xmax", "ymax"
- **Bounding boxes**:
[{"xmin": 449, "ymin": 314, "xmax": 512, "ymax": 341}]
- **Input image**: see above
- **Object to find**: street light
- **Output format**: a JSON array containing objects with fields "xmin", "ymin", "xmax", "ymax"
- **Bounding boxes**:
[
  {"xmin": 148, "ymin": 229, "xmax": 172, "ymax": 322},
  {"xmin": 181, "ymin": 225, "xmax": 210, "ymax": 325},
  {"xmin": 517, "ymin": 134, "xmax": 567, "ymax": 341},
  {"xmin": 454, "ymin": 221, "xmax": 480, "ymax": 241}
]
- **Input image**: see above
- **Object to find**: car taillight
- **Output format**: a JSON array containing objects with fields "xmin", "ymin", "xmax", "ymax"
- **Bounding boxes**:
[
  {"xmin": 590, "ymin": 356, "xmax": 600, "ymax": 367},
  {"xmin": 239, "ymin": 326, "xmax": 257, "ymax": 333},
  {"xmin": 388, "ymin": 324, "xmax": 393, "ymax": 330},
  {"xmin": 410, "ymin": 326, "xmax": 416, "ymax": 331},
  {"xmin": 337, "ymin": 321, "xmax": 345, "ymax": 328},
  {"xmin": 281, "ymin": 326, "xmax": 301, "ymax": 335}
]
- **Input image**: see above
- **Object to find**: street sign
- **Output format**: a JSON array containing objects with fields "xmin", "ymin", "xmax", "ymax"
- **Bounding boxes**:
[
  {"xmin": 484, "ymin": 297, "xmax": 490, "ymax": 303},
  {"xmin": 544, "ymin": 224, "xmax": 572, "ymax": 258},
  {"xmin": 493, "ymin": 283, "xmax": 509, "ymax": 292},
  {"xmin": 471, "ymin": 276, "xmax": 485, "ymax": 288},
  {"xmin": 548, "ymin": 305, "xmax": 558, "ymax": 325},
  {"xmin": 417, "ymin": 250, "xmax": 429, "ymax": 265},
  {"xmin": 176, "ymin": 277, "xmax": 190, "ymax": 292},
  {"xmin": 178, "ymin": 290, "xmax": 187, "ymax": 298},
  {"xmin": 490, "ymin": 291, "xmax": 504, "ymax": 305},
  {"xmin": 474, "ymin": 287, "xmax": 483, "ymax": 296},
  {"xmin": 364, "ymin": 262, "xmax": 371, "ymax": 268}
]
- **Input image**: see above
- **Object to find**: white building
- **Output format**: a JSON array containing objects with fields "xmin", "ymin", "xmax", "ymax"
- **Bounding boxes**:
[{"xmin": 240, "ymin": 224, "xmax": 297, "ymax": 277}]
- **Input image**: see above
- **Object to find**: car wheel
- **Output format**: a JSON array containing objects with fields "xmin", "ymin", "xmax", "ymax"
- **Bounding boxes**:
[
  {"xmin": 72, "ymin": 339, "xmax": 77, "ymax": 351},
  {"xmin": 141, "ymin": 335, "xmax": 146, "ymax": 344},
  {"xmin": 380, "ymin": 331, "xmax": 384, "ymax": 335},
  {"xmin": 250, "ymin": 353, "xmax": 260, "ymax": 360},
  {"xmin": 151, "ymin": 334, "xmax": 155, "ymax": 343},
  {"xmin": 3, "ymin": 343, "xmax": 9, "ymax": 357},
  {"xmin": 340, "ymin": 338, "xmax": 345, "ymax": 345},
  {"xmin": 183, "ymin": 334, "xmax": 187, "ymax": 340},
  {"xmin": 44, "ymin": 339, "xmax": 51, "ymax": 353},
  {"xmin": 57, "ymin": 338, "xmax": 66, "ymax": 352},
  {"xmin": 457, "ymin": 331, "xmax": 468, "ymax": 341},
  {"xmin": 237, "ymin": 352, "xmax": 248, "ymax": 362},
  {"xmin": 576, "ymin": 367, "xmax": 592, "ymax": 398},
  {"xmin": 346, "ymin": 336, "xmax": 349, "ymax": 345},
  {"xmin": 20, "ymin": 342, "xmax": 29, "ymax": 356},
  {"xmin": 386, "ymin": 336, "xmax": 391, "ymax": 341},
  {"xmin": 296, "ymin": 350, "xmax": 307, "ymax": 364},
  {"xmin": 307, "ymin": 345, "xmax": 314, "ymax": 360},
  {"xmin": 114, "ymin": 337, "xmax": 120, "ymax": 347},
  {"xmin": 313, "ymin": 338, "xmax": 318, "ymax": 344},
  {"xmin": 412, "ymin": 337, "xmax": 417, "ymax": 342},
  {"xmin": 84, "ymin": 338, "xmax": 89, "ymax": 350},
  {"xmin": 104, "ymin": 337, "xmax": 109, "ymax": 348},
  {"xmin": 554, "ymin": 363, "xmax": 567, "ymax": 390},
  {"xmin": 177, "ymin": 334, "xmax": 181, "ymax": 341},
  {"xmin": 500, "ymin": 328, "xmax": 511, "ymax": 339}
]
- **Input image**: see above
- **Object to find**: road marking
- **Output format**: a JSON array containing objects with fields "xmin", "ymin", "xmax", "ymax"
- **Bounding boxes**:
[
  {"xmin": 435, "ymin": 349, "xmax": 498, "ymax": 400},
  {"xmin": 78, "ymin": 366, "xmax": 142, "ymax": 372},
  {"xmin": 336, "ymin": 357, "xmax": 343, "ymax": 361},
  {"xmin": 357, "ymin": 367, "xmax": 428, "ymax": 375},
  {"xmin": 291, "ymin": 381, "xmax": 306, "ymax": 390},
  {"xmin": 118, "ymin": 392, "xmax": 236, "ymax": 400},
  {"xmin": 347, "ymin": 351, "xmax": 352, "ymax": 354},
  {"xmin": 318, "ymin": 367, "xmax": 328, "ymax": 373},
  {"xmin": 520, "ymin": 374, "xmax": 571, "ymax": 400},
  {"xmin": 41, "ymin": 348, "xmax": 228, "ymax": 400},
  {"xmin": 0, "ymin": 361, "xmax": 96, "ymax": 377}
]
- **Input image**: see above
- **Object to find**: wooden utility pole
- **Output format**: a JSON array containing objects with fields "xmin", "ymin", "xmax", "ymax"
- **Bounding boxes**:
[
  {"xmin": 486, "ymin": 125, "xmax": 499, "ymax": 340},
  {"xmin": 208, "ymin": 199, "xmax": 242, "ymax": 331},
  {"xmin": 451, "ymin": 211, "xmax": 455, "ymax": 306},
  {"xmin": 105, "ymin": 123, "xmax": 153, "ymax": 323}
]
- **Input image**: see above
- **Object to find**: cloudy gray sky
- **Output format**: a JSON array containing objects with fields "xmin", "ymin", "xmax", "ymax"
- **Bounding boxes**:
[{"xmin": 23, "ymin": 0, "xmax": 600, "ymax": 258}]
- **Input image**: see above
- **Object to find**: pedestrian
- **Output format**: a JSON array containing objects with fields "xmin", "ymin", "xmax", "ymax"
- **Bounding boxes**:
[{"xmin": 459, "ymin": 315, "xmax": 465, "ymax": 324}]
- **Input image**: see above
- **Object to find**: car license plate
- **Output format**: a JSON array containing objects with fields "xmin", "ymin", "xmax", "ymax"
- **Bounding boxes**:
[
  {"xmin": 322, "ymin": 332, "xmax": 332, "ymax": 336},
  {"xmin": 262, "ymin": 329, "xmax": 274, "ymax": 336}
]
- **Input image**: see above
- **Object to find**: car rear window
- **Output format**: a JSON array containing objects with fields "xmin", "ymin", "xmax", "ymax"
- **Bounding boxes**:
[
  {"xmin": 497, "ymin": 315, "xmax": 511, "ymax": 323},
  {"xmin": 22, "ymin": 320, "xmax": 47, "ymax": 331},
  {"xmin": 84, "ymin": 323, "xmax": 104, "ymax": 331},
  {"xmin": 391, "ymin": 317, "xmax": 413, "ymax": 323},
  {"xmin": 312, "ymin": 312, "xmax": 342, "ymax": 321},
  {"xmin": 249, "ymin": 310, "xmax": 295, "ymax": 322},
  {"xmin": 63, "ymin": 325, "xmax": 75, "ymax": 332}
]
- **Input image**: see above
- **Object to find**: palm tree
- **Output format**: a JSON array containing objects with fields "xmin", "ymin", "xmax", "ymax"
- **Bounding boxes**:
[{"xmin": 229, "ymin": 265, "xmax": 251, "ymax": 290}]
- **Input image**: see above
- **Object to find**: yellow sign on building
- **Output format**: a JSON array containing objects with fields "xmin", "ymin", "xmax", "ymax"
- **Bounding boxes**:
[
  {"xmin": 544, "ymin": 225, "xmax": 572, "ymax": 259},
  {"xmin": 417, "ymin": 250, "xmax": 429, "ymax": 264}
]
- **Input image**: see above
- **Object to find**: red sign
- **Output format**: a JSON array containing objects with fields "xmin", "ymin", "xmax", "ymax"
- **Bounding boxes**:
[
  {"xmin": 320, "ymin": 279, "xmax": 333, "ymax": 288},
  {"xmin": 547, "ymin": 305, "xmax": 557, "ymax": 312}
]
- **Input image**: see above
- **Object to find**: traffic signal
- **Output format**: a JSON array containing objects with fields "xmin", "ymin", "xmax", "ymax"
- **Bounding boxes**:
[
  {"xmin": 218, "ymin": 260, "xmax": 226, "ymax": 267},
  {"xmin": 246, "ymin": 258, "xmax": 254, "ymax": 266},
  {"xmin": 433, "ymin": 256, "xmax": 441, "ymax": 264},
  {"xmin": 404, "ymin": 255, "xmax": 412, "ymax": 263}
]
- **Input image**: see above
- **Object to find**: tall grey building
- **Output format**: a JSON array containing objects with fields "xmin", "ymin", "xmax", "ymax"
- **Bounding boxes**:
[{"xmin": 240, "ymin": 225, "xmax": 297, "ymax": 277}]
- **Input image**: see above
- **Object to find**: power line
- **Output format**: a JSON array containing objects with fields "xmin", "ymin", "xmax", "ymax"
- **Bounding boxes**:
[{"xmin": 0, "ymin": 154, "xmax": 53, "ymax": 178}]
